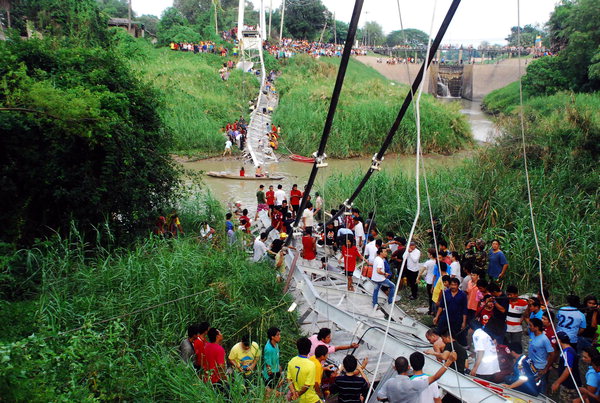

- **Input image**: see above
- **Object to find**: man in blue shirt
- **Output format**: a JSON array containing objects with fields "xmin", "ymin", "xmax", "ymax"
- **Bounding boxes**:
[
  {"xmin": 556, "ymin": 295, "xmax": 587, "ymax": 346},
  {"xmin": 433, "ymin": 278, "xmax": 468, "ymax": 346},
  {"xmin": 502, "ymin": 343, "xmax": 541, "ymax": 396},
  {"xmin": 487, "ymin": 239, "xmax": 508, "ymax": 280},
  {"xmin": 263, "ymin": 327, "xmax": 282, "ymax": 392},
  {"xmin": 527, "ymin": 318, "xmax": 554, "ymax": 393}
]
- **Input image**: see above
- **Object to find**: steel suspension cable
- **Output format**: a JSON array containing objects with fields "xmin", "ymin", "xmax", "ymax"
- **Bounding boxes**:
[
  {"xmin": 284, "ymin": 0, "xmax": 364, "ymax": 247},
  {"xmin": 364, "ymin": 1, "xmax": 443, "ymax": 400},
  {"xmin": 327, "ymin": 0, "xmax": 462, "ymax": 227},
  {"xmin": 515, "ymin": 1, "xmax": 583, "ymax": 400}
]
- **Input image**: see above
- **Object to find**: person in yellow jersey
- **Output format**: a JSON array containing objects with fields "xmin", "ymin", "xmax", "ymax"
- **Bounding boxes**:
[
  {"xmin": 287, "ymin": 337, "xmax": 320, "ymax": 403},
  {"xmin": 309, "ymin": 345, "xmax": 329, "ymax": 400},
  {"xmin": 228, "ymin": 334, "xmax": 261, "ymax": 376}
]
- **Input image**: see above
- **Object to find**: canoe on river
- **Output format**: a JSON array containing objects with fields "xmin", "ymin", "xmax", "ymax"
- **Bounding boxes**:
[
  {"xmin": 289, "ymin": 154, "xmax": 315, "ymax": 163},
  {"xmin": 206, "ymin": 171, "xmax": 284, "ymax": 180}
]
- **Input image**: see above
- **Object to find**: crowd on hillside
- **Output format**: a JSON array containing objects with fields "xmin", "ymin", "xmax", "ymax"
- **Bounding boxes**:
[
  {"xmin": 267, "ymin": 39, "xmax": 368, "ymax": 59},
  {"xmin": 176, "ymin": 181, "xmax": 600, "ymax": 401}
]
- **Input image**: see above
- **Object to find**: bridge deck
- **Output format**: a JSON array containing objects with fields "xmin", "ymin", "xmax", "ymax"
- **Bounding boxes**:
[{"xmin": 245, "ymin": 89, "xmax": 279, "ymax": 167}]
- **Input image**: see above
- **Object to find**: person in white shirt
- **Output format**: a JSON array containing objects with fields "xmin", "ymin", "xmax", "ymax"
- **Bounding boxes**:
[
  {"xmin": 409, "ymin": 352, "xmax": 442, "ymax": 403},
  {"xmin": 403, "ymin": 242, "xmax": 421, "ymax": 300},
  {"xmin": 449, "ymin": 251, "xmax": 462, "ymax": 282},
  {"xmin": 353, "ymin": 216, "xmax": 365, "ymax": 247},
  {"xmin": 274, "ymin": 184, "xmax": 286, "ymax": 206},
  {"xmin": 422, "ymin": 248, "xmax": 437, "ymax": 314},
  {"xmin": 223, "ymin": 139, "xmax": 232, "ymax": 156},
  {"xmin": 364, "ymin": 236, "xmax": 378, "ymax": 265},
  {"xmin": 301, "ymin": 202, "xmax": 314, "ymax": 230},
  {"xmin": 253, "ymin": 232, "xmax": 268, "ymax": 262},
  {"xmin": 470, "ymin": 327, "xmax": 500, "ymax": 381},
  {"xmin": 371, "ymin": 248, "xmax": 395, "ymax": 308}
]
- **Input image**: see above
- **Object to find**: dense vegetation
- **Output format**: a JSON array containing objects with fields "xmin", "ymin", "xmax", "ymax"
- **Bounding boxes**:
[
  {"xmin": 0, "ymin": 225, "xmax": 300, "ymax": 401},
  {"xmin": 321, "ymin": 90, "xmax": 599, "ymax": 295},
  {"xmin": 129, "ymin": 41, "xmax": 259, "ymax": 153},
  {"xmin": 274, "ymin": 55, "xmax": 472, "ymax": 157},
  {"xmin": 0, "ymin": 3, "xmax": 179, "ymax": 245}
]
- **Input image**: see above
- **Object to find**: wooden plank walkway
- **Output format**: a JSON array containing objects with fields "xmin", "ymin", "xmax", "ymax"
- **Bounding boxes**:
[{"xmin": 245, "ymin": 88, "xmax": 279, "ymax": 167}]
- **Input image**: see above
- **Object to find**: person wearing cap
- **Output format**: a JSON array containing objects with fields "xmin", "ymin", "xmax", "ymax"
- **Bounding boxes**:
[
  {"xmin": 501, "ymin": 343, "xmax": 541, "ymax": 396},
  {"xmin": 551, "ymin": 330, "xmax": 582, "ymax": 400}
]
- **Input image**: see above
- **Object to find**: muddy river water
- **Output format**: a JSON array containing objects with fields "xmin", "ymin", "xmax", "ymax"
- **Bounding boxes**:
[{"xmin": 180, "ymin": 99, "xmax": 498, "ymax": 209}]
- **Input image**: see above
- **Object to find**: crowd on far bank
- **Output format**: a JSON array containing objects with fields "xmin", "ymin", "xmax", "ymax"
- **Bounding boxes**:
[{"xmin": 267, "ymin": 39, "xmax": 368, "ymax": 59}]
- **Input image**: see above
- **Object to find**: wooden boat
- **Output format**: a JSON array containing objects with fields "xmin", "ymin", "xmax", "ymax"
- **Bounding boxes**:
[
  {"xmin": 206, "ymin": 171, "xmax": 284, "ymax": 180},
  {"xmin": 289, "ymin": 154, "xmax": 315, "ymax": 163}
]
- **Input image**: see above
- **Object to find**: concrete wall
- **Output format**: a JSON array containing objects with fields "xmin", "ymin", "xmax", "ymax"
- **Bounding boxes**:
[{"xmin": 356, "ymin": 56, "xmax": 524, "ymax": 100}]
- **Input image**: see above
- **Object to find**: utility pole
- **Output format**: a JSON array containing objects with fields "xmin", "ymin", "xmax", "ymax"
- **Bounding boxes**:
[
  {"xmin": 268, "ymin": 0, "xmax": 272, "ymax": 39},
  {"xmin": 214, "ymin": 0, "xmax": 219, "ymax": 35},
  {"xmin": 279, "ymin": 0, "xmax": 285, "ymax": 44},
  {"xmin": 319, "ymin": 21, "xmax": 327, "ymax": 43},
  {"xmin": 333, "ymin": 12, "xmax": 336, "ymax": 45},
  {"xmin": 128, "ymin": 0, "xmax": 132, "ymax": 32}
]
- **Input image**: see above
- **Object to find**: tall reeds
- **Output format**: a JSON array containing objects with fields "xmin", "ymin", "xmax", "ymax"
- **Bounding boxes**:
[{"xmin": 273, "ymin": 55, "xmax": 472, "ymax": 158}]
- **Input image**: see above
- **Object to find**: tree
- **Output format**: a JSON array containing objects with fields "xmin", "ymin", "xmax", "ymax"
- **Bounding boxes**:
[
  {"xmin": 96, "ymin": 0, "xmax": 130, "ymax": 18},
  {"xmin": 522, "ymin": 56, "xmax": 570, "ymax": 96},
  {"xmin": 362, "ymin": 21, "xmax": 384, "ymax": 46},
  {"xmin": 0, "ymin": 18, "xmax": 178, "ymax": 244},
  {"xmin": 137, "ymin": 14, "xmax": 159, "ymax": 35},
  {"xmin": 386, "ymin": 28, "xmax": 429, "ymax": 48},
  {"xmin": 505, "ymin": 24, "xmax": 546, "ymax": 47},
  {"xmin": 156, "ymin": 6, "xmax": 189, "ymax": 45},
  {"xmin": 284, "ymin": 0, "xmax": 331, "ymax": 40}
]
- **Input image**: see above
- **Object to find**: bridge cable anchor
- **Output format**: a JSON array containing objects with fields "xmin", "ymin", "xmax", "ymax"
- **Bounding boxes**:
[
  {"xmin": 312, "ymin": 152, "xmax": 328, "ymax": 168},
  {"xmin": 371, "ymin": 154, "xmax": 383, "ymax": 171}
]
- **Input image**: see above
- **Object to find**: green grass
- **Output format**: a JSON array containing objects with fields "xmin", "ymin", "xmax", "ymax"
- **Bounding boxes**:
[
  {"xmin": 132, "ymin": 46, "xmax": 259, "ymax": 154},
  {"xmin": 481, "ymin": 81, "xmax": 523, "ymax": 115},
  {"xmin": 0, "ymin": 194, "xmax": 301, "ymax": 401},
  {"xmin": 273, "ymin": 55, "xmax": 473, "ymax": 158},
  {"xmin": 319, "ymin": 91, "xmax": 600, "ymax": 296}
]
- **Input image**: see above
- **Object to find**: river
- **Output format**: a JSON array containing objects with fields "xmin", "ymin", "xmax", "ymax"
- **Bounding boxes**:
[{"xmin": 179, "ymin": 99, "xmax": 497, "ymax": 209}]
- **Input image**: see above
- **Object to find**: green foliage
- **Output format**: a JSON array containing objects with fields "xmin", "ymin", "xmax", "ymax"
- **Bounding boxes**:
[
  {"xmin": 0, "ymin": 38, "xmax": 179, "ymax": 244},
  {"xmin": 541, "ymin": 0, "xmax": 600, "ymax": 92},
  {"xmin": 505, "ymin": 24, "xmax": 546, "ymax": 48},
  {"xmin": 9, "ymin": 0, "xmax": 109, "ymax": 45},
  {"xmin": 481, "ymin": 81, "xmax": 522, "ymax": 115},
  {"xmin": 132, "ymin": 47, "xmax": 258, "ymax": 153},
  {"xmin": 361, "ymin": 21, "xmax": 385, "ymax": 46},
  {"xmin": 0, "ymin": 222, "xmax": 300, "ymax": 400},
  {"xmin": 273, "ymin": 55, "xmax": 472, "ymax": 157},
  {"xmin": 156, "ymin": 6, "xmax": 189, "ymax": 45},
  {"xmin": 386, "ymin": 28, "xmax": 429, "ymax": 48},
  {"xmin": 284, "ymin": 0, "xmax": 331, "ymax": 40},
  {"xmin": 522, "ymin": 56, "xmax": 570, "ymax": 96},
  {"xmin": 137, "ymin": 14, "xmax": 160, "ymax": 35},
  {"xmin": 322, "ymin": 92, "xmax": 600, "ymax": 295},
  {"xmin": 96, "ymin": 0, "xmax": 130, "ymax": 18}
]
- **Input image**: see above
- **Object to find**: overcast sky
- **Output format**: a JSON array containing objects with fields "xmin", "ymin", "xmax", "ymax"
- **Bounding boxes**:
[{"xmin": 132, "ymin": 0, "xmax": 558, "ymax": 45}]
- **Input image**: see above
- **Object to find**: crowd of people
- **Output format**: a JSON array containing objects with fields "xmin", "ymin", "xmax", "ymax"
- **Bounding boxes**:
[
  {"xmin": 267, "ymin": 39, "xmax": 368, "ymax": 59},
  {"xmin": 169, "ymin": 40, "xmax": 231, "ymax": 57},
  {"xmin": 199, "ymin": 183, "xmax": 600, "ymax": 401}
]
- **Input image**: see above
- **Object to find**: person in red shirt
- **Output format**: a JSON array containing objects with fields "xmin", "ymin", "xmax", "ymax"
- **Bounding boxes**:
[
  {"xmin": 239, "ymin": 166, "xmax": 245, "ymax": 177},
  {"xmin": 266, "ymin": 185, "xmax": 276, "ymax": 211},
  {"xmin": 301, "ymin": 227, "xmax": 317, "ymax": 261},
  {"xmin": 289, "ymin": 184, "xmax": 303, "ymax": 217},
  {"xmin": 239, "ymin": 209, "xmax": 251, "ymax": 233},
  {"xmin": 542, "ymin": 311, "xmax": 559, "ymax": 366},
  {"xmin": 193, "ymin": 321, "xmax": 210, "ymax": 371},
  {"xmin": 339, "ymin": 237, "xmax": 366, "ymax": 291},
  {"xmin": 271, "ymin": 206, "xmax": 283, "ymax": 232},
  {"xmin": 204, "ymin": 327, "xmax": 227, "ymax": 385}
]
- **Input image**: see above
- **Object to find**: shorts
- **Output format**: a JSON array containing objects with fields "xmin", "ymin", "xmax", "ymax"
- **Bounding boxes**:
[
  {"xmin": 257, "ymin": 203, "xmax": 269, "ymax": 212},
  {"xmin": 345, "ymin": 270, "xmax": 355, "ymax": 277},
  {"xmin": 292, "ymin": 204, "xmax": 299, "ymax": 213},
  {"xmin": 268, "ymin": 204, "xmax": 275, "ymax": 210}
]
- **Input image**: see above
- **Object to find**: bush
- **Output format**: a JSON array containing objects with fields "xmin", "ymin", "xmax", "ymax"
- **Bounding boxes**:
[
  {"xmin": 522, "ymin": 56, "xmax": 570, "ymax": 96},
  {"xmin": 0, "ymin": 38, "xmax": 179, "ymax": 244}
]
